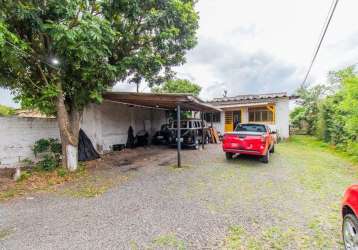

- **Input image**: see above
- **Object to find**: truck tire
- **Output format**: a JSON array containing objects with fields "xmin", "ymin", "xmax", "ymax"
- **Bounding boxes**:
[
  {"xmin": 194, "ymin": 138, "xmax": 199, "ymax": 150},
  {"xmin": 226, "ymin": 152, "xmax": 233, "ymax": 160},
  {"xmin": 261, "ymin": 151, "xmax": 270, "ymax": 164}
]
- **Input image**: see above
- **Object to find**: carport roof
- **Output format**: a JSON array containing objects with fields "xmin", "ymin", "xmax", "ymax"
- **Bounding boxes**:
[{"xmin": 103, "ymin": 92, "xmax": 221, "ymax": 112}]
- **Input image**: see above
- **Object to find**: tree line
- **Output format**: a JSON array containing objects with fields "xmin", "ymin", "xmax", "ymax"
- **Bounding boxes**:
[{"xmin": 290, "ymin": 67, "xmax": 358, "ymax": 159}]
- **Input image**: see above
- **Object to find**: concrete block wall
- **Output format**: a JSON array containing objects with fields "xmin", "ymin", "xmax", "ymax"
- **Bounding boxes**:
[
  {"xmin": 0, "ymin": 102, "xmax": 167, "ymax": 166},
  {"xmin": 0, "ymin": 117, "xmax": 59, "ymax": 166},
  {"xmin": 81, "ymin": 101, "xmax": 167, "ymax": 153}
]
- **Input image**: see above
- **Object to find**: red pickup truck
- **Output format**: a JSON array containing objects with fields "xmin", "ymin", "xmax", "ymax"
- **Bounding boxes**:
[{"xmin": 222, "ymin": 123, "xmax": 275, "ymax": 163}]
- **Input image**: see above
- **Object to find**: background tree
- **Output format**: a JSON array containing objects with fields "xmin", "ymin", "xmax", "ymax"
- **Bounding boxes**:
[
  {"xmin": 152, "ymin": 79, "xmax": 201, "ymax": 96},
  {"xmin": 292, "ymin": 84, "xmax": 327, "ymax": 135},
  {"xmin": 290, "ymin": 66, "xmax": 358, "ymax": 159},
  {"xmin": 0, "ymin": 0, "xmax": 199, "ymax": 170},
  {"xmin": 152, "ymin": 78, "xmax": 202, "ymax": 119},
  {"xmin": 0, "ymin": 104, "xmax": 15, "ymax": 117}
]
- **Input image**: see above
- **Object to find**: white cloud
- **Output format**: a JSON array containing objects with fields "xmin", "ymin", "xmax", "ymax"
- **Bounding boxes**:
[
  {"xmin": 2, "ymin": 0, "xmax": 358, "ymax": 106},
  {"xmin": 175, "ymin": 0, "xmax": 358, "ymax": 99}
]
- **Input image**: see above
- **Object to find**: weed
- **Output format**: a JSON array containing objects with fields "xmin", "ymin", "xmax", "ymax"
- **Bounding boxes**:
[
  {"xmin": 17, "ymin": 171, "xmax": 32, "ymax": 182},
  {"xmin": 152, "ymin": 234, "xmax": 186, "ymax": 250},
  {"xmin": 225, "ymin": 226, "xmax": 246, "ymax": 250},
  {"xmin": 0, "ymin": 228, "xmax": 14, "ymax": 240}
]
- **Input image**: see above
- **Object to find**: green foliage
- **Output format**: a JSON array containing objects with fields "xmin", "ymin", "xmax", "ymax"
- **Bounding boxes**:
[
  {"xmin": 292, "ymin": 85, "xmax": 327, "ymax": 135},
  {"xmin": 17, "ymin": 171, "xmax": 32, "ymax": 182},
  {"xmin": 291, "ymin": 66, "xmax": 358, "ymax": 158},
  {"xmin": 0, "ymin": 1, "xmax": 199, "ymax": 115},
  {"xmin": 0, "ymin": 104, "xmax": 15, "ymax": 116},
  {"xmin": 289, "ymin": 106, "xmax": 305, "ymax": 130},
  {"xmin": 152, "ymin": 79, "xmax": 202, "ymax": 96},
  {"xmin": 33, "ymin": 138, "xmax": 62, "ymax": 171},
  {"xmin": 33, "ymin": 138, "xmax": 61, "ymax": 157},
  {"xmin": 36, "ymin": 155, "xmax": 59, "ymax": 171}
]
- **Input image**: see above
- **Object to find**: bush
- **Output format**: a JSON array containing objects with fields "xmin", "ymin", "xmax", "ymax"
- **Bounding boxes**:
[
  {"xmin": 33, "ymin": 138, "xmax": 62, "ymax": 171},
  {"xmin": 0, "ymin": 104, "xmax": 15, "ymax": 117},
  {"xmin": 36, "ymin": 155, "xmax": 58, "ymax": 171}
]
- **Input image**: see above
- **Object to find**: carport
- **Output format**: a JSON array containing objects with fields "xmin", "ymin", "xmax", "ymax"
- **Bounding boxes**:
[{"xmin": 103, "ymin": 92, "xmax": 221, "ymax": 167}]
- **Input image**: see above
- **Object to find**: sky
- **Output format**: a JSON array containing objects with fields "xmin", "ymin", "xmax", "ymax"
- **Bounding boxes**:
[{"xmin": 1, "ymin": 0, "xmax": 358, "ymax": 107}]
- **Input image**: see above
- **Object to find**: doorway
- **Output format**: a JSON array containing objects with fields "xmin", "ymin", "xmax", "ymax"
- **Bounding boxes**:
[{"xmin": 233, "ymin": 111, "xmax": 242, "ymax": 130}]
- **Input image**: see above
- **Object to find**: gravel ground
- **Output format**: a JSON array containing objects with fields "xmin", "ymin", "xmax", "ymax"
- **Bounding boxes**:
[{"xmin": 0, "ymin": 138, "xmax": 357, "ymax": 249}]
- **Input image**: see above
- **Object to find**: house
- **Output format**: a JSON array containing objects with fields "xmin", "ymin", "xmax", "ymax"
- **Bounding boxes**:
[{"xmin": 205, "ymin": 92, "xmax": 291, "ymax": 139}]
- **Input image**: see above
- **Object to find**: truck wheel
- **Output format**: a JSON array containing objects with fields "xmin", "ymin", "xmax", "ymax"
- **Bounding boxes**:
[
  {"xmin": 194, "ymin": 138, "xmax": 199, "ymax": 150},
  {"xmin": 261, "ymin": 151, "xmax": 270, "ymax": 164},
  {"xmin": 270, "ymin": 144, "xmax": 275, "ymax": 153},
  {"xmin": 226, "ymin": 152, "xmax": 233, "ymax": 160}
]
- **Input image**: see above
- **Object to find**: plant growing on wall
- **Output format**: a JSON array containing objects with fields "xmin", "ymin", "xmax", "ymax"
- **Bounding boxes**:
[{"xmin": 0, "ymin": 0, "xmax": 199, "ymax": 170}]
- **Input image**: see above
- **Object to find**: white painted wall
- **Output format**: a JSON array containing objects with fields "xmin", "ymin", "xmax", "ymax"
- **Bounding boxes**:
[
  {"xmin": 0, "ymin": 117, "xmax": 59, "ymax": 166},
  {"xmin": 81, "ymin": 101, "xmax": 167, "ymax": 153},
  {"xmin": 211, "ymin": 99, "xmax": 290, "ymax": 138},
  {"xmin": 275, "ymin": 99, "xmax": 290, "ymax": 138},
  {"xmin": 0, "ymin": 102, "xmax": 167, "ymax": 167}
]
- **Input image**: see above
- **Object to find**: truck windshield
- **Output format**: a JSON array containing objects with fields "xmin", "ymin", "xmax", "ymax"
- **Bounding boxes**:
[{"xmin": 235, "ymin": 124, "xmax": 267, "ymax": 133}]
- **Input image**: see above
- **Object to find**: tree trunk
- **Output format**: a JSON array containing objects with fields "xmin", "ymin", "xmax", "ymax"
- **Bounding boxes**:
[{"xmin": 56, "ymin": 83, "xmax": 81, "ymax": 171}]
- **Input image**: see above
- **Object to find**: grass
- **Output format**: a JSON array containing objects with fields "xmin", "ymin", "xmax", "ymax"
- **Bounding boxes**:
[
  {"xmin": 0, "ymin": 228, "xmax": 14, "ymax": 241},
  {"xmin": 289, "ymin": 135, "xmax": 358, "ymax": 164},
  {"xmin": 152, "ymin": 234, "xmax": 186, "ymax": 250},
  {"xmin": 0, "ymin": 166, "xmax": 87, "ymax": 202},
  {"xmin": 217, "ymin": 135, "xmax": 357, "ymax": 249},
  {"xmin": 61, "ymin": 173, "xmax": 129, "ymax": 198}
]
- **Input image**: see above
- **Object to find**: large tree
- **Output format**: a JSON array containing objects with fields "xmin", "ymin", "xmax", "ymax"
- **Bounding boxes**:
[
  {"xmin": 0, "ymin": 0, "xmax": 199, "ymax": 170},
  {"xmin": 152, "ymin": 78, "xmax": 201, "ymax": 96}
]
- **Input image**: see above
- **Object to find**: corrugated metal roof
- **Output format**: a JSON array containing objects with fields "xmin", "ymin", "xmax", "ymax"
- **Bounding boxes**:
[
  {"xmin": 209, "ymin": 92, "xmax": 289, "ymax": 103},
  {"xmin": 103, "ymin": 92, "xmax": 221, "ymax": 112}
]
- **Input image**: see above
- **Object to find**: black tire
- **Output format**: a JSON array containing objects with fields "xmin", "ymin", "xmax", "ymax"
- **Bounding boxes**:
[
  {"xmin": 343, "ymin": 213, "xmax": 358, "ymax": 249},
  {"xmin": 260, "ymin": 151, "xmax": 270, "ymax": 164},
  {"xmin": 270, "ymin": 144, "xmax": 275, "ymax": 153},
  {"xmin": 194, "ymin": 138, "xmax": 199, "ymax": 150},
  {"xmin": 226, "ymin": 152, "xmax": 233, "ymax": 160}
]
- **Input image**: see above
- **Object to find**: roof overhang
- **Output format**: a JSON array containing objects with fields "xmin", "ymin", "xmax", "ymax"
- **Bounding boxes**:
[
  {"xmin": 218, "ymin": 102, "xmax": 271, "ymax": 110},
  {"xmin": 103, "ymin": 92, "xmax": 221, "ymax": 112}
]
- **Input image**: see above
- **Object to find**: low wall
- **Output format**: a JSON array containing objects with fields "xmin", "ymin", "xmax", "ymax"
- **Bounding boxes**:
[
  {"xmin": 0, "ymin": 102, "xmax": 167, "ymax": 167},
  {"xmin": 0, "ymin": 117, "xmax": 59, "ymax": 167}
]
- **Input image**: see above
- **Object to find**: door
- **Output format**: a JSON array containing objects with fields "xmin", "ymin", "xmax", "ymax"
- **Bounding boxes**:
[
  {"xmin": 224, "ymin": 112, "xmax": 233, "ymax": 132},
  {"xmin": 233, "ymin": 111, "xmax": 242, "ymax": 130}
]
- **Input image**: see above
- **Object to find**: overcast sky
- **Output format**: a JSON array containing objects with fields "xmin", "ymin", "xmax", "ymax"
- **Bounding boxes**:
[{"xmin": 1, "ymin": 0, "xmax": 358, "ymax": 107}]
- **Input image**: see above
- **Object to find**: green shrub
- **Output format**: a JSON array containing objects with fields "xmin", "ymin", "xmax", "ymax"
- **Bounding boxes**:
[
  {"xmin": 36, "ymin": 155, "xmax": 59, "ymax": 171},
  {"xmin": 57, "ymin": 168, "xmax": 68, "ymax": 177},
  {"xmin": 17, "ymin": 171, "xmax": 32, "ymax": 182},
  {"xmin": 0, "ymin": 104, "xmax": 15, "ymax": 117},
  {"xmin": 33, "ymin": 138, "xmax": 62, "ymax": 171}
]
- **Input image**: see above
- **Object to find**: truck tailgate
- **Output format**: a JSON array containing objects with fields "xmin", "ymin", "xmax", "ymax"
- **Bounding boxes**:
[{"xmin": 224, "ymin": 132, "xmax": 264, "ymax": 151}]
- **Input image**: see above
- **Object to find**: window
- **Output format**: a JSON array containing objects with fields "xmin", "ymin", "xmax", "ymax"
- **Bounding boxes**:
[
  {"xmin": 248, "ymin": 107, "xmax": 274, "ymax": 122},
  {"xmin": 235, "ymin": 124, "xmax": 267, "ymax": 133},
  {"xmin": 203, "ymin": 112, "xmax": 221, "ymax": 123}
]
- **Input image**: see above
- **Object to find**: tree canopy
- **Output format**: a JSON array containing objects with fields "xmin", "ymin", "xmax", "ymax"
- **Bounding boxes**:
[
  {"xmin": 0, "ymin": 104, "xmax": 15, "ymax": 117},
  {"xmin": 152, "ymin": 79, "xmax": 201, "ymax": 96},
  {"xmin": 0, "ymin": 0, "xmax": 199, "ymax": 169},
  {"xmin": 290, "ymin": 66, "xmax": 358, "ymax": 159},
  {"xmin": 0, "ymin": 0, "xmax": 199, "ymax": 114}
]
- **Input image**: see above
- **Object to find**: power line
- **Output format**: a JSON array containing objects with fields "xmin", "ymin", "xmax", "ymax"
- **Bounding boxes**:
[{"xmin": 301, "ymin": 0, "xmax": 340, "ymax": 87}]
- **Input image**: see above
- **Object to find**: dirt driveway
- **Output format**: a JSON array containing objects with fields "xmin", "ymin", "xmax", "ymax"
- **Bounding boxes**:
[{"xmin": 1, "ymin": 136, "xmax": 357, "ymax": 249}]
